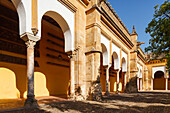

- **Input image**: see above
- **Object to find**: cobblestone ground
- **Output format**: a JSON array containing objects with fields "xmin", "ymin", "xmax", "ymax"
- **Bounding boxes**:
[{"xmin": 1, "ymin": 92, "xmax": 170, "ymax": 113}]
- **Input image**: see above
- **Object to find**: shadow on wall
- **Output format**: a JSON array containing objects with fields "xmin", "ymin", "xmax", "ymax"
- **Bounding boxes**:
[
  {"xmin": 24, "ymin": 72, "xmax": 49, "ymax": 98},
  {"xmin": 125, "ymin": 76, "xmax": 138, "ymax": 93},
  {"xmin": 0, "ymin": 67, "xmax": 20, "ymax": 99}
]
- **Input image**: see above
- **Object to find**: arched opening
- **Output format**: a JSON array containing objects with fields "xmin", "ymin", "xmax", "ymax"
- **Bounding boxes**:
[
  {"xmin": 38, "ymin": 10, "xmax": 74, "ymax": 52},
  {"xmin": 112, "ymin": 52, "xmax": 119, "ymax": 70},
  {"xmin": 34, "ymin": 14, "xmax": 71, "ymax": 98},
  {"xmin": 0, "ymin": 0, "xmax": 27, "ymax": 99},
  {"xmin": 109, "ymin": 52, "xmax": 119, "ymax": 92},
  {"xmin": 139, "ymin": 69, "xmax": 143, "ymax": 91},
  {"xmin": 153, "ymin": 71, "xmax": 165, "ymax": 90},
  {"xmin": 119, "ymin": 58, "xmax": 126, "ymax": 93},
  {"xmin": 100, "ymin": 44, "xmax": 108, "ymax": 93}
]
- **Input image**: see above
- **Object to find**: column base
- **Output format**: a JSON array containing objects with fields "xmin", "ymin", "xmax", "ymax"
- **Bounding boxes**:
[
  {"xmin": 91, "ymin": 82, "xmax": 103, "ymax": 101},
  {"xmin": 105, "ymin": 91, "xmax": 110, "ymax": 96},
  {"xmin": 116, "ymin": 91, "xmax": 120, "ymax": 94},
  {"xmin": 24, "ymin": 95, "xmax": 38, "ymax": 108}
]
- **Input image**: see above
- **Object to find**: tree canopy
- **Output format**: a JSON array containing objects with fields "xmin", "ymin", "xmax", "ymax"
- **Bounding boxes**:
[{"xmin": 145, "ymin": 0, "xmax": 170, "ymax": 71}]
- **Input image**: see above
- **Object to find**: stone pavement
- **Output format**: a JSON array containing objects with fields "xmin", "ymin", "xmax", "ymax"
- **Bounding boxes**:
[
  {"xmin": 0, "ymin": 96, "xmax": 68, "ymax": 112},
  {"xmin": 0, "ymin": 92, "xmax": 170, "ymax": 113}
]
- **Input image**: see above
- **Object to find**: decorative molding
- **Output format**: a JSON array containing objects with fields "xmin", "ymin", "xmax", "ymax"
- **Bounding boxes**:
[
  {"xmin": 101, "ymin": 8, "xmax": 134, "ymax": 48},
  {"xmin": 146, "ymin": 59, "xmax": 166, "ymax": 65},
  {"xmin": 78, "ymin": 0, "xmax": 90, "ymax": 6},
  {"xmin": 57, "ymin": 0, "xmax": 77, "ymax": 13},
  {"xmin": 86, "ymin": 23, "xmax": 101, "ymax": 30},
  {"xmin": 31, "ymin": 28, "xmax": 38, "ymax": 36},
  {"xmin": 102, "ymin": 0, "xmax": 130, "ymax": 34}
]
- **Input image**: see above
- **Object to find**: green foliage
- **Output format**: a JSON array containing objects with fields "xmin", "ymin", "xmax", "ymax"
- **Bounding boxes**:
[{"xmin": 145, "ymin": 0, "xmax": 170, "ymax": 71}]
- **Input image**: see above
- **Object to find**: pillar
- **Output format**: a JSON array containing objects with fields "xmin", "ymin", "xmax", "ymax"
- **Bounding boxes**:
[
  {"xmin": 85, "ymin": 2, "xmax": 102, "ymax": 100},
  {"xmin": 117, "ymin": 69, "xmax": 120, "ymax": 93},
  {"xmin": 24, "ymin": 40, "xmax": 38, "ymax": 107},
  {"xmin": 151, "ymin": 78, "xmax": 153, "ymax": 90},
  {"xmin": 124, "ymin": 73, "xmax": 127, "ymax": 90},
  {"xmin": 105, "ymin": 66, "xmax": 110, "ymax": 96},
  {"xmin": 68, "ymin": 52, "xmax": 75, "ymax": 98},
  {"xmin": 166, "ymin": 71, "xmax": 169, "ymax": 90},
  {"xmin": 137, "ymin": 77, "xmax": 139, "ymax": 91},
  {"xmin": 166, "ymin": 78, "xmax": 168, "ymax": 90}
]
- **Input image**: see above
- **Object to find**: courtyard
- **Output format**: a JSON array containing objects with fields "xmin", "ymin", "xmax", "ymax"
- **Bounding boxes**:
[{"xmin": 1, "ymin": 92, "xmax": 170, "ymax": 113}]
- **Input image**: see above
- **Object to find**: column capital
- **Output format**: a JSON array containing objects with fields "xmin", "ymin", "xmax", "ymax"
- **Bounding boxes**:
[
  {"xmin": 116, "ymin": 69, "xmax": 120, "ymax": 73},
  {"xmin": 25, "ymin": 40, "xmax": 36, "ymax": 49},
  {"xmin": 67, "ymin": 46, "xmax": 80, "ymax": 60},
  {"xmin": 67, "ymin": 51, "xmax": 76, "ymax": 61}
]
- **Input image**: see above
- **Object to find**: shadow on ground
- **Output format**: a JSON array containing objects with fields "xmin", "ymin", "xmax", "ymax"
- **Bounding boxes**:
[
  {"xmin": 1, "ymin": 92, "xmax": 170, "ymax": 113},
  {"xmin": 104, "ymin": 92, "xmax": 170, "ymax": 104}
]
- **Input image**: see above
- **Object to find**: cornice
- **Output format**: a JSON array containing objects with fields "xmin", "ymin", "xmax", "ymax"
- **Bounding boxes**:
[
  {"xmin": 137, "ymin": 50, "xmax": 146, "ymax": 63},
  {"xmin": 58, "ymin": 0, "xmax": 77, "ymax": 13},
  {"xmin": 86, "ymin": 23, "xmax": 101, "ymax": 30},
  {"xmin": 102, "ymin": 0, "xmax": 130, "ymax": 35},
  {"xmin": 101, "ymin": 11, "xmax": 134, "ymax": 49}
]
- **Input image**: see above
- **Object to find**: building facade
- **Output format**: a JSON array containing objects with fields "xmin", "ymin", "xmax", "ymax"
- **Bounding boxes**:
[{"xmin": 0, "ymin": 0, "xmax": 169, "ymax": 107}]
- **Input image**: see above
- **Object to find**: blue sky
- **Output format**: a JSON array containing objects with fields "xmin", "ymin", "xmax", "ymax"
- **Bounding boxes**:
[{"xmin": 107, "ymin": 0, "xmax": 166, "ymax": 52}]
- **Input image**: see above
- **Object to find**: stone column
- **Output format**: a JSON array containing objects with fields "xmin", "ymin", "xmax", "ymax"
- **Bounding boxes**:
[
  {"xmin": 24, "ymin": 40, "xmax": 38, "ymax": 107},
  {"xmin": 151, "ymin": 78, "xmax": 153, "ymax": 90},
  {"xmin": 105, "ymin": 66, "xmax": 110, "ymax": 96},
  {"xmin": 70, "ymin": 56, "xmax": 75, "ymax": 96},
  {"xmin": 137, "ymin": 77, "xmax": 139, "ymax": 91},
  {"xmin": 124, "ymin": 72, "xmax": 127, "ymax": 90},
  {"xmin": 166, "ymin": 78, "xmax": 168, "ymax": 90},
  {"xmin": 68, "ymin": 52, "xmax": 75, "ymax": 98},
  {"xmin": 117, "ymin": 69, "xmax": 120, "ymax": 93}
]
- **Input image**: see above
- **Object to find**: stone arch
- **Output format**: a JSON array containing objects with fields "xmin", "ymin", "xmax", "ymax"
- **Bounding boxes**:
[
  {"xmin": 11, "ymin": 0, "xmax": 31, "ymax": 35},
  {"xmin": 153, "ymin": 71, "xmax": 165, "ymax": 90},
  {"xmin": 0, "ymin": 67, "xmax": 20, "ymax": 99},
  {"xmin": 154, "ymin": 71, "xmax": 164, "ymax": 79},
  {"xmin": 139, "ymin": 69, "xmax": 143, "ymax": 90},
  {"xmin": 122, "ymin": 57, "xmax": 127, "ymax": 72},
  {"xmin": 38, "ymin": 0, "xmax": 75, "ymax": 52},
  {"xmin": 101, "ymin": 43, "xmax": 109, "ymax": 66},
  {"xmin": 139, "ymin": 69, "xmax": 143, "ymax": 78},
  {"xmin": 152, "ymin": 66, "xmax": 166, "ymax": 78},
  {"xmin": 112, "ymin": 52, "xmax": 119, "ymax": 69},
  {"xmin": 34, "ymin": 14, "xmax": 71, "ymax": 98}
]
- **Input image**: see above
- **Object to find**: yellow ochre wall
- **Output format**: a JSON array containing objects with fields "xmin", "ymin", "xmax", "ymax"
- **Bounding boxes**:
[
  {"xmin": 0, "ymin": 57, "xmax": 27, "ymax": 99},
  {"xmin": 34, "ymin": 18, "xmax": 70, "ymax": 97},
  {"xmin": 0, "ymin": 67, "xmax": 21, "ymax": 99},
  {"xmin": 109, "ymin": 76, "xmax": 117, "ymax": 92},
  {"xmin": 100, "ymin": 68, "xmax": 106, "ymax": 92},
  {"xmin": 0, "ymin": 15, "xmax": 70, "ymax": 99}
]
